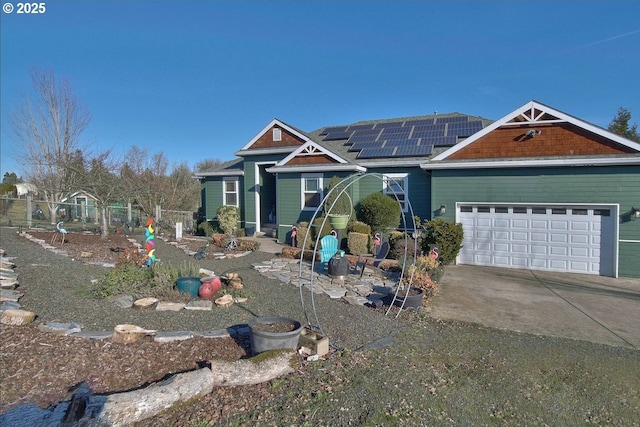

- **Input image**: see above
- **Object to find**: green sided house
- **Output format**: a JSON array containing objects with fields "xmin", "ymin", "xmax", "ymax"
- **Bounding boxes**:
[{"xmin": 196, "ymin": 100, "xmax": 640, "ymax": 278}]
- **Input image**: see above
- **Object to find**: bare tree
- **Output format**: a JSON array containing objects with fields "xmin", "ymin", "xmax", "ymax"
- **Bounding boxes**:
[
  {"xmin": 194, "ymin": 158, "xmax": 224, "ymax": 172},
  {"xmin": 120, "ymin": 146, "xmax": 199, "ymax": 215},
  {"xmin": 76, "ymin": 150, "xmax": 122, "ymax": 238},
  {"xmin": 8, "ymin": 69, "xmax": 91, "ymax": 223}
]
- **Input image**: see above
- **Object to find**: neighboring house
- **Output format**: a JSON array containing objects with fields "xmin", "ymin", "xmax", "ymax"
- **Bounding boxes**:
[
  {"xmin": 15, "ymin": 183, "xmax": 38, "ymax": 197},
  {"xmin": 59, "ymin": 191, "xmax": 99, "ymax": 222},
  {"xmin": 196, "ymin": 100, "xmax": 640, "ymax": 278}
]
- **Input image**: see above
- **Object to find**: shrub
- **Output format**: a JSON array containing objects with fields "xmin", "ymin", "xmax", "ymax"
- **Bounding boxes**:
[
  {"xmin": 348, "ymin": 220, "xmax": 371, "ymax": 235},
  {"xmin": 357, "ymin": 192, "xmax": 401, "ymax": 233},
  {"xmin": 419, "ymin": 217, "xmax": 464, "ymax": 265},
  {"xmin": 295, "ymin": 223, "xmax": 313, "ymax": 250},
  {"xmin": 388, "ymin": 231, "xmax": 419, "ymax": 261},
  {"xmin": 216, "ymin": 205, "xmax": 239, "ymax": 236},
  {"xmin": 197, "ymin": 220, "xmax": 214, "ymax": 237},
  {"xmin": 312, "ymin": 216, "xmax": 333, "ymax": 240},
  {"xmin": 347, "ymin": 232, "xmax": 369, "ymax": 255}
]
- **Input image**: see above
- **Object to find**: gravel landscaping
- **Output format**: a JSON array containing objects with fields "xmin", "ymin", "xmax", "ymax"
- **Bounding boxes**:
[{"xmin": 2, "ymin": 226, "xmax": 639, "ymax": 427}]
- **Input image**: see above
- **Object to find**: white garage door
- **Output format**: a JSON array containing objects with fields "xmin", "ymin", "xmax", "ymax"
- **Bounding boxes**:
[{"xmin": 458, "ymin": 204, "xmax": 616, "ymax": 276}]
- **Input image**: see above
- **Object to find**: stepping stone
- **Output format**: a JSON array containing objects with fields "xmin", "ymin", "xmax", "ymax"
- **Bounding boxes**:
[
  {"xmin": 38, "ymin": 322, "xmax": 82, "ymax": 335},
  {"xmin": 154, "ymin": 331, "xmax": 192, "ymax": 343},
  {"xmin": 193, "ymin": 329, "xmax": 230, "ymax": 339},
  {"xmin": 185, "ymin": 300, "xmax": 213, "ymax": 311},
  {"xmin": 0, "ymin": 289, "xmax": 23, "ymax": 302},
  {"xmin": 1, "ymin": 309, "xmax": 36, "ymax": 325},
  {"xmin": 156, "ymin": 302, "xmax": 185, "ymax": 311},
  {"xmin": 73, "ymin": 331, "xmax": 113, "ymax": 340}
]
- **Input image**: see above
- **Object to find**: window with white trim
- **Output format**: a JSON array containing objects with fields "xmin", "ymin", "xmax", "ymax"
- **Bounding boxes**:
[
  {"xmin": 301, "ymin": 174, "xmax": 323, "ymax": 210},
  {"xmin": 383, "ymin": 173, "xmax": 409, "ymax": 212},
  {"xmin": 272, "ymin": 128, "xmax": 282, "ymax": 142},
  {"xmin": 223, "ymin": 177, "xmax": 239, "ymax": 207}
]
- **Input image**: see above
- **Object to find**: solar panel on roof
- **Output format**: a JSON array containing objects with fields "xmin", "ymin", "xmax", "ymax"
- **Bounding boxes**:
[
  {"xmin": 405, "ymin": 118, "xmax": 436, "ymax": 127},
  {"xmin": 446, "ymin": 121, "xmax": 483, "ymax": 137},
  {"xmin": 395, "ymin": 145, "xmax": 433, "ymax": 157},
  {"xmin": 320, "ymin": 126, "xmax": 348, "ymax": 135},
  {"xmin": 348, "ymin": 124, "xmax": 375, "ymax": 131},
  {"xmin": 380, "ymin": 131, "xmax": 411, "ymax": 140},
  {"xmin": 323, "ymin": 131, "xmax": 352, "ymax": 141},
  {"xmin": 348, "ymin": 134, "xmax": 379, "ymax": 144},
  {"xmin": 412, "ymin": 129, "xmax": 446, "ymax": 138},
  {"xmin": 435, "ymin": 116, "xmax": 469, "ymax": 124},
  {"xmin": 429, "ymin": 136, "xmax": 457, "ymax": 146},
  {"xmin": 357, "ymin": 147, "xmax": 396, "ymax": 159},
  {"xmin": 350, "ymin": 141, "xmax": 385, "ymax": 151},
  {"xmin": 384, "ymin": 138, "xmax": 420, "ymax": 147},
  {"xmin": 375, "ymin": 121, "xmax": 403, "ymax": 128}
]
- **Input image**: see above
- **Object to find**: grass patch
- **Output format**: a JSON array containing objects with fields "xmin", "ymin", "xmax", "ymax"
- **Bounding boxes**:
[{"xmin": 215, "ymin": 318, "xmax": 640, "ymax": 426}]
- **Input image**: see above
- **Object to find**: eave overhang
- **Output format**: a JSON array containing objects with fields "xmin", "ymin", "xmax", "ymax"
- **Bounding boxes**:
[
  {"xmin": 267, "ymin": 164, "xmax": 367, "ymax": 173},
  {"xmin": 421, "ymin": 156, "xmax": 640, "ymax": 170},
  {"xmin": 193, "ymin": 169, "xmax": 244, "ymax": 178}
]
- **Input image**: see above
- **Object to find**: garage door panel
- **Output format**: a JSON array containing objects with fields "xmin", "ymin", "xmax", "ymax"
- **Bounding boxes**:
[
  {"xmin": 458, "ymin": 204, "xmax": 615, "ymax": 276},
  {"xmin": 550, "ymin": 246, "xmax": 568, "ymax": 256},
  {"xmin": 494, "ymin": 243, "xmax": 510, "ymax": 252},
  {"xmin": 512, "ymin": 219, "xmax": 529, "ymax": 228},
  {"xmin": 495, "ymin": 219, "xmax": 509, "ymax": 227},
  {"xmin": 531, "ymin": 220, "xmax": 548, "ymax": 229},
  {"xmin": 494, "ymin": 256, "xmax": 510, "ymax": 265},
  {"xmin": 570, "ymin": 247, "xmax": 589, "ymax": 257},
  {"xmin": 531, "ymin": 245, "xmax": 547, "ymax": 255},
  {"xmin": 551, "ymin": 221, "xmax": 569, "ymax": 230}
]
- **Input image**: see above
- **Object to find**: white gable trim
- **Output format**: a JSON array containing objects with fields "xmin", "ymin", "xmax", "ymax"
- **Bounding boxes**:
[
  {"xmin": 432, "ymin": 100, "xmax": 640, "ymax": 161},
  {"xmin": 236, "ymin": 119, "xmax": 311, "ymax": 153},
  {"xmin": 277, "ymin": 141, "xmax": 349, "ymax": 166}
]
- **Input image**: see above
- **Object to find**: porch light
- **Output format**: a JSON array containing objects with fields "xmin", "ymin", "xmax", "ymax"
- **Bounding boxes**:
[
  {"xmin": 439, "ymin": 204, "xmax": 446, "ymax": 215},
  {"xmin": 634, "ymin": 207, "xmax": 640, "ymax": 219}
]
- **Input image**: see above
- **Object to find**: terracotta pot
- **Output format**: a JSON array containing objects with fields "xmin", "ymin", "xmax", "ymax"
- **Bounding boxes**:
[{"xmin": 199, "ymin": 276, "xmax": 222, "ymax": 300}]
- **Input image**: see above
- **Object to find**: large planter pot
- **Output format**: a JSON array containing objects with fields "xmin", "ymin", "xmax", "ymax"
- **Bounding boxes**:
[
  {"xmin": 199, "ymin": 276, "xmax": 222, "ymax": 300},
  {"xmin": 328, "ymin": 255, "xmax": 349, "ymax": 279},
  {"xmin": 175, "ymin": 276, "xmax": 201, "ymax": 297},
  {"xmin": 248, "ymin": 316, "xmax": 303, "ymax": 355},
  {"xmin": 328, "ymin": 214, "xmax": 350, "ymax": 230},
  {"xmin": 392, "ymin": 287, "xmax": 424, "ymax": 311}
]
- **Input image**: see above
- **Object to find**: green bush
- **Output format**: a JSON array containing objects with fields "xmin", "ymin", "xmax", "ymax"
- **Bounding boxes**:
[
  {"xmin": 357, "ymin": 192, "xmax": 401, "ymax": 233},
  {"xmin": 420, "ymin": 218, "xmax": 464, "ymax": 265},
  {"xmin": 312, "ymin": 216, "xmax": 333, "ymax": 240},
  {"xmin": 295, "ymin": 222, "xmax": 313, "ymax": 250},
  {"xmin": 388, "ymin": 231, "xmax": 419, "ymax": 261},
  {"xmin": 92, "ymin": 261, "xmax": 204, "ymax": 300},
  {"xmin": 216, "ymin": 205, "xmax": 239, "ymax": 236},
  {"xmin": 197, "ymin": 220, "xmax": 214, "ymax": 237},
  {"xmin": 347, "ymin": 232, "xmax": 369, "ymax": 255},
  {"xmin": 348, "ymin": 220, "xmax": 371, "ymax": 235}
]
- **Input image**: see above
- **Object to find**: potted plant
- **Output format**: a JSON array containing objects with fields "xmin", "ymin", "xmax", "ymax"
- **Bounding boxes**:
[
  {"xmin": 324, "ymin": 176, "xmax": 352, "ymax": 230},
  {"xmin": 394, "ymin": 253, "xmax": 441, "ymax": 309},
  {"xmin": 248, "ymin": 316, "xmax": 303, "ymax": 355}
]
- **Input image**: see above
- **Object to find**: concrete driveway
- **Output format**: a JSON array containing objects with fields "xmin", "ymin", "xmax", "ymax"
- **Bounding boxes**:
[{"xmin": 429, "ymin": 265, "xmax": 640, "ymax": 349}]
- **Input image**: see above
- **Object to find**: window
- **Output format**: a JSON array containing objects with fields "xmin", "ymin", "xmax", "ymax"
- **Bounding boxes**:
[
  {"xmin": 272, "ymin": 128, "xmax": 282, "ymax": 142},
  {"xmin": 495, "ymin": 207, "xmax": 509, "ymax": 213},
  {"xmin": 301, "ymin": 174, "xmax": 323, "ymax": 210},
  {"xmin": 383, "ymin": 173, "xmax": 409, "ymax": 212},
  {"xmin": 223, "ymin": 177, "xmax": 238, "ymax": 207}
]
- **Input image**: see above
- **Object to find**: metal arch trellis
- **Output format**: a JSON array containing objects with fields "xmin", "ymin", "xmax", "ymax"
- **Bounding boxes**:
[{"xmin": 297, "ymin": 173, "xmax": 421, "ymax": 339}]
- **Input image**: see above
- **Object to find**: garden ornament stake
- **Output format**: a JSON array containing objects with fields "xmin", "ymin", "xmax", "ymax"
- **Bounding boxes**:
[{"xmin": 144, "ymin": 218, "xmax": 156, "ymax": 266}]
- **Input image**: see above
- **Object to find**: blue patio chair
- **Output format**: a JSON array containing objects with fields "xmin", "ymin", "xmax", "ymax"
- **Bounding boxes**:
[{"xmin": 318, "ymin": 234, "xmax": 344, "ymax": 270}]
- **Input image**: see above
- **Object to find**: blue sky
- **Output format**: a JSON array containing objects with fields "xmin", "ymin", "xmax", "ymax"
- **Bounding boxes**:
[{"xmin": 2, "ymin": 0, "xmax": 639, "ymax": 178}]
